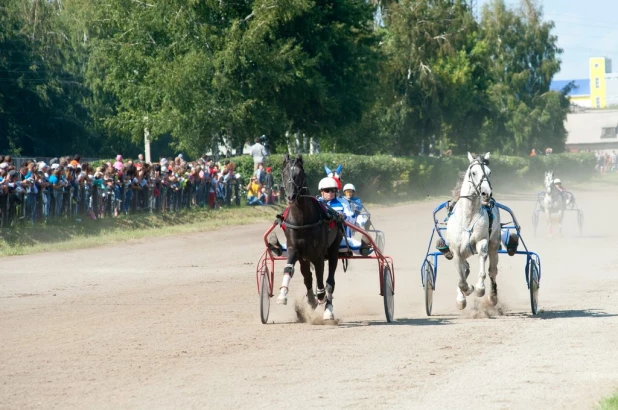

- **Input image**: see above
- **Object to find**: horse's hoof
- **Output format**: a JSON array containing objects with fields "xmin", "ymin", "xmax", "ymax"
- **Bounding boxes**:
[
  {"xmin": 323, "ymin": 305, "xmax": 334, "ymax": 320},
  {"xmin": 456, "ymin": 299, "xmax": 467, "ymax": 310},
  {"xmin": 464, "ymin": 285, "xmax": 474, "ymax": 297},
  {"xmin": 307, "ymin": 297, "xmax": 318, "ymax": 310},
  {"xmin": 475, "ymin": 286, "xmax": 485, "ymax": 297},
  {"xmin": 445, "ymin": 251, "xmax": 453, "ymax": 260},
  {"xmin": 487, "ymin": 294, "xmax": 498, "ymax": 306},
  {"xmin": 276, "ymin": 295, "xmax": 288, "ymax": 305}
]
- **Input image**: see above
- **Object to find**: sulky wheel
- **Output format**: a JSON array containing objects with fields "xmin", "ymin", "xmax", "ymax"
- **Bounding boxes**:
[
  {"xmin": 528, "ymin": 260, "xmax": 540, "ymax": 315},
  {"xmin": 532, "ymin": 211, "xmax": 539, "ymax": 237},
  {"xmin": 259, "ymin": 266, "xmax": 271, "ymax": 324},
  {"xmin": 424, "ymin": 262, "xmax": 434, "ymax": 316},
  {"xmin": 382, "ymin": 265, "xmax": 395, "ymax": 323},
  {"xmin": 577, "ymin": 211, "xmax": 584, "ymax": 236},
  {"xmin": 375, "ymin": 231, "xmax": 386, "ymax": 253}
]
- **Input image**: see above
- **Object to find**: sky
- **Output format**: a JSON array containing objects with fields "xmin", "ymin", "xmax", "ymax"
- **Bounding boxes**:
[{"xmin": 477, "ymin": 0, "xmax": 618, "ymax": 80}]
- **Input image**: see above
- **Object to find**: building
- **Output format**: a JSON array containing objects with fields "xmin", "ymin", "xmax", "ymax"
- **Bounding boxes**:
[
  {"xmin": 551, "ymin": 57, "xmax": 618, "ymax": 109},
  {"xmin": 564, "ymin": 109, "xmax": 618, "ymax": 152}
]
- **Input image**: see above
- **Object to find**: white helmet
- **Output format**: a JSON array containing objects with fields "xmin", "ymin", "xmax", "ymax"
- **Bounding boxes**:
[
  {"xmin": 343, "ymin": 183, "xmax": 356, "ymax": 192},
  {"xmin": 554, "ymin": 178, "xmax": 562, "ymax": 184},
  {"xmin": 318, "ymin": 177, "xmax": 338, "ymax": 191}
]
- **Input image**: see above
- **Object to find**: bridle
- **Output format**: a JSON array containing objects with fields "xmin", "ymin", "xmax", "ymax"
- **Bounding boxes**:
[
  {"xmin": 460, "ymin": 158, "xmax": 492, "ymax": 200},
  {"xmin": 284, "ymin": 158, "xmax": 308, "ymax": 203}
]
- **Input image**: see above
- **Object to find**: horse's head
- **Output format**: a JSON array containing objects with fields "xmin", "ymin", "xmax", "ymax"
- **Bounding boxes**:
[
  {"xmin": 544, "ymin": 171, "xmax": 555, "ymax": 194},
  {"xmin": 465, "ymin": 152, "xmax": 493, "ymax": 204},
  {"xmin": 282, "ymin": 153, "xmax": 307, "ymax": 204}
]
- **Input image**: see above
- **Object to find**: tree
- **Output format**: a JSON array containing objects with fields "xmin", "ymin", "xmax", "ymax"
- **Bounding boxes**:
[
  {"xmin": 216, "ymin": 0, "xmax": 383, "ymax": 152},
  {"xmin": 0, "ymin": 0, "xmax": 94, "ymax": 156},
  {"xmin": 368, "ymin": 0, "xmax": 488, "ymax": 156},
  {"xmin": 478, "ymin": 0, "xmax": 569, "ymax": 154}
]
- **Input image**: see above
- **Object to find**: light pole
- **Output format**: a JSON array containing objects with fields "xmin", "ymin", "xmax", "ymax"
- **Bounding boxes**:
[{"xmin": 144, "ymin": 116, "xmax": 151, "ymax": 163}]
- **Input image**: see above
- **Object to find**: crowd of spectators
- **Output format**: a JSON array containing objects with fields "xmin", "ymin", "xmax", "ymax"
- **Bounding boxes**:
[
  {"xmin": 595, "ymin": 151, "xmax": 617, "ymax": 173},
  {"xmin": 0, "ymin": 151, "xmax": 282, "ymax": 228}
]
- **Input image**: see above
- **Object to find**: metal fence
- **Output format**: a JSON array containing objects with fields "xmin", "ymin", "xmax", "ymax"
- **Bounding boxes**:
[{"xmin": 0, "ymin": 178, "xmax": 259, "ymax": 228}]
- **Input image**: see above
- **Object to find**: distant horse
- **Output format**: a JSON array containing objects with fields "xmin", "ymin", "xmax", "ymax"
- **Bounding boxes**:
[
  {"xmin": 445, "ymin": 152, "xmax": 501, "ymax": 310},
  {"xmin": 542, "ymin": 171, "xmax": 565, "ymax": 236},
  {"xmin": 276, "ymin": 154, "xmax": 343, "ymax": 320}
]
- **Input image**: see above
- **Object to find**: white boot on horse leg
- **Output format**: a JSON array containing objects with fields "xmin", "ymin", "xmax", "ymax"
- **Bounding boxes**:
[
  {"xmin": 277, "ymin": 271, "xmax": 292, "ymax": 305},
  {"xmin": 277, "ymin": 287, "xmax": 288, "ymax": 305},
  {"xmin": 456, "ymin": 287, "xmax": 467, "ymax": 310},
  {"xmin": 475, "ymin": 241, "xmax": 489, "ymax": 297},
  {"xmin": 323, "ymin": 284, "xmax": 335, "ymax": 320},
  {"xmin": 323, "ymin": 303, "xmax": 334, "ymax": 320}
]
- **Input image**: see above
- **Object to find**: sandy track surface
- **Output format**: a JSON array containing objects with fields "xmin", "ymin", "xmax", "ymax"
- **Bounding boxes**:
[{"xmin": 2, "ymin": 186, "xmax": 618, "ymax": 409}]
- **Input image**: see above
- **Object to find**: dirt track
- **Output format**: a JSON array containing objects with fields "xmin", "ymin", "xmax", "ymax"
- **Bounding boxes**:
[{"xmin": 2, "ymin": 185, "xmax": 618, "ymax": 409}]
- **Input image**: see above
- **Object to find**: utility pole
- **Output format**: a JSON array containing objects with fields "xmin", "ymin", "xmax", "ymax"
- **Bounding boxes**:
[{"xmin": 143, "ymin": 115, "xmax": 151, "ymax": 163}]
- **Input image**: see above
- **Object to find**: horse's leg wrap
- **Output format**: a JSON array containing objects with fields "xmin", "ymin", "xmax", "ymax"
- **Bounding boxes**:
[
  {"xmin": 475, "ymin": 240, "xmax": 488, "ymax": 297},
  {"xmin": 283, "ymin": 264, "xmax": 295, "ymax": 278},
  {"xmin": 323, "ymin": 284, "xmax": 335, "ymax": 320}
]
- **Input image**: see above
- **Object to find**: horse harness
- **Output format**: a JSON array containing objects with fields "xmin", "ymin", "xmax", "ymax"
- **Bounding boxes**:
[
  {"xmin": 284, "ymin": 158, "xmax": 308, "ymax": 203},
  {"xmin": 453, "ymin": 156, "xmax": 495, "ymax": 255},
  {"xmin": 459, "ymin": 157, "xmax": 492, "ymax": 201}
]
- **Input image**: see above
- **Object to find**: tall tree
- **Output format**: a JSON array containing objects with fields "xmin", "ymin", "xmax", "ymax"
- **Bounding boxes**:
[
  {"xmin": 479, "ymin": 0, "xmax": 569, "ymax": 154},
  {"xmin": 0, "ymin": 0, "xmax": 93, "ymax": 156},
  {"xmin": 370, "ymin": 0, "xmax": 487, "ymax": 155},
  {"xmin": 216, "ymin": 0, "xmax": 383, "ymax": 152}
]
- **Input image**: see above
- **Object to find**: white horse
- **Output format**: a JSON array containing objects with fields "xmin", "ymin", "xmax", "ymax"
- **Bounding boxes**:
[
  {"xmin": 446, "ymin": 152, "xmax": 501, "ymax": 310},
  {"xmin": 542, "ymin": 171, "xmax": 564, "ymax": 236}
]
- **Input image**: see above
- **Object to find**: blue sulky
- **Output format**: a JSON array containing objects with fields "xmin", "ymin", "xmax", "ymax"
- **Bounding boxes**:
[{"xmin": 421, "ymin": 200, "xmax": 542, "ymax": 316}]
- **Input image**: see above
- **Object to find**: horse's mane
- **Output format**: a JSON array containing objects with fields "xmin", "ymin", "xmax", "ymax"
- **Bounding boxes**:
[{"xmin": 452, "ymin": 171, "xmax": 466, "ymax": 202}]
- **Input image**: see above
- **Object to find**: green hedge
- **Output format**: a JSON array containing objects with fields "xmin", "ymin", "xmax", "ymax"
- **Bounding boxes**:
[{"xmin": 234, "ymin": 153, "xmax": 596, "ymax": 203}]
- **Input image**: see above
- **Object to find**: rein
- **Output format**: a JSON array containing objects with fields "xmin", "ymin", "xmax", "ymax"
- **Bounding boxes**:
[{"xmin": 281, "ymin": 195, "xmax": 328, "ymax": 230}]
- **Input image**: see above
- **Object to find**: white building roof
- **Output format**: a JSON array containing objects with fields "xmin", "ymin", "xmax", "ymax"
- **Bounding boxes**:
[{"xmin": 565, "ymin": 110, "xmax": 618, "ymax": 144}]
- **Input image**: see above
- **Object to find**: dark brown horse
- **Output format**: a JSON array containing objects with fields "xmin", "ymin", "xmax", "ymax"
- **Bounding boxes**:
[{"xmin": 275, "ymin": 154, "xmax": 342, "ymax": 320}]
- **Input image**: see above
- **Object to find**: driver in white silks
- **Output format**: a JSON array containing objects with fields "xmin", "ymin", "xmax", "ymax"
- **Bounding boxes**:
[
  {"xmin": 342, "ymin": 183, "xmax": 369, "ymax": 231},
  {"xmin": 553, "ymin": 178, "xmax": 572, "ymax": 206},
  {"xmin": 268, "ymin": 177, "xmax": 372, "ymax": 256}
]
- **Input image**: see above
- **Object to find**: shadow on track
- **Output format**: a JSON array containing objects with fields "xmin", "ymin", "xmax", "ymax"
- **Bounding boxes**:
[
  {"xmin": 535, "ymin": 309, "xmax": 618, "ymax": 319},
  {"xmin": 338, "ymin": 317, "xmax": 454, "ymax": 328}
]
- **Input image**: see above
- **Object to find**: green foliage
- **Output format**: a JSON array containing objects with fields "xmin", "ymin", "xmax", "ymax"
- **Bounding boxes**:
[
  {"xmin": 598, "ymin": 390, "xmax": 618, "ymax": 410},
  {"xmin": 0, "ymin": 0, "xmax": 572, "ymax": 159},
  {"xmin": 233, "ymin": 152, "xmax": 595, "ymax": 203},
  {"xmin": 478, "ymin": 0, "xmax": 570, "ymax": 154}
]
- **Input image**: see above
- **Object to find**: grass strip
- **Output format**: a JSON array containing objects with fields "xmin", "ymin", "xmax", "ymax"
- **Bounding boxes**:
[
  {"xmin": 598, "ymin": 391, "xmax": 618, "ymax": 410},
  {"xmin": 0, "ymin": 205, "xmax": 283, "ymax": 258}
]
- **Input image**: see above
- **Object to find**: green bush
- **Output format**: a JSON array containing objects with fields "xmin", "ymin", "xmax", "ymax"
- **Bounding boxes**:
[{"xmin": 234, "ymin": 152, "xmax": 595, "ymax": 203}]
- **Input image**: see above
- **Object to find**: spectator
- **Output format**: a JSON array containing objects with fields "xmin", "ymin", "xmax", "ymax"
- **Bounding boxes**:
[
  {"xmin": 254, "ymin": 163, "xmax": 265, "ymax": 184},
  {"xmin": 529, "ymin": 149, "xmax": 537, "ymax": 157},
  {"xmin": 70, "ymin": 154, "xmax": 81, "ymax": 167},
  {"xmin": 245, "ymin": 176, "xmax": 263, "ymax": 206},
  {"xmin": 264, "ymin": 166, "xmax": 274, "ymax": 204},
  {"xmin": 250, "ymin": 137, "xmax": 267, "ymax": 170},
  {"xmin": 114, "ymin": 155, "xmax": 124, "ymax": 171}
]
